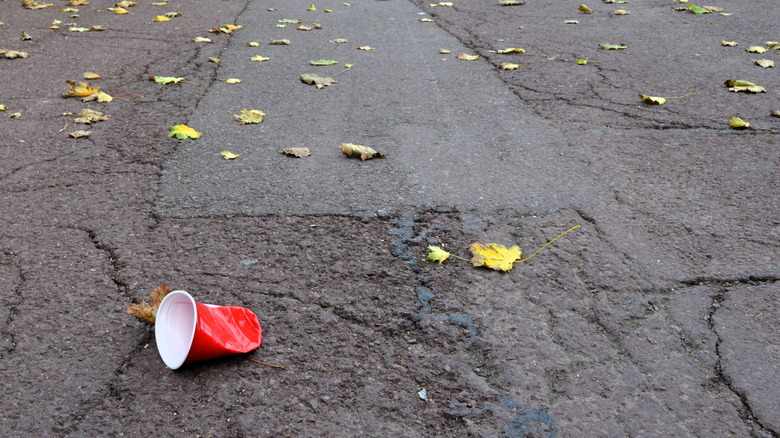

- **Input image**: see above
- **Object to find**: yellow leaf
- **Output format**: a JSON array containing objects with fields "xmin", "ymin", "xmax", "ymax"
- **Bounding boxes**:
[
  {"xmin": 496, "ymin": 47, "xmax": 525, "ymax": 54},
  {"xmin": 248, "ymin": 41, "xmax": 260, "ymax": 47},
  {"xmin": 755, "ymin": 59, "xmax": 774, "ymax": 68},
  {"xmin": 126, "ymin": 284, "xmax": 173, "ymax": 323},
  {"xmin": 225, "ymin": 78, "xmax": 242, "ymax": 83},
  {"xmin": 0, "ymin": 49, "xmax": 29, "ymax": 59},
  {"xmin": 168, "ymin": 124, "xmax": 201, "ymax": 139},
  {"xmin": 613, "ymin": 9, "xmax": 630, "ymax": 14},
  {"xmin": 208, "ymin": 57, "xmax": 220, "ymax": 63},
  {"xmin": 357, "ymin": 46, "xmax": 374, "ymax": 50},
  {"xmin": 69, "ymin": 130, "xmax": 91, "ymax": 138},
  {"xmin": 74, "ymin": 108, "xmax": 110, "ymax": 124},
  {"xmin": 297, "ymin": 25, "xmax": 313, "ymax": 31},
  {"xmin": 251, "ymin": 55, "xmax": 270, "ymax": 62},
  {"xmin": 469, "ymin": 243, "xmax": 522, "ymax": 272},
  {"xmin": 746, "ymin": 46, "xmax": 767, "ymax": 53},
  {"xmin": 721, "ymin": 40, "xmax": 738, "ymax": 46},
  {"xmin": 307, "ymin": 4, "xmax": 316, "ymax": 11},
  {"xmin": 21, "ymin": 0, "xmax": 54, "ymax": 9},
  {"xmin": 300, "ymin": 73, "xmax": 338, "ymax": 88},
  {"xmin": 220, "ymin": 150, "xmax": 240, "ymax": 160},
  {"xmin": 109, "ymin": 7, "xmax": 129, "ymax": 14},
  {"xmin": 728, "ymin": 116, "xmax": 750, "ymax": 129},
  {"xmin": 9, "ymin": 112, "xmax": 21, "ymax": 118},
  {"xmin": 234, "ymin": 109, "xmax": 265, "ymax": 124},
  {"xmin": 115, "ymin": 0, "xmax": 136, "ymax": 7},
  {"xmin": 193, "ymin": 36, "xmax": 212, "ymax": 43},
  {"xmin": 269, "ymin": 39, "xmax": 292, "ymax": 45},
  {"xmin": 639, "ymin": 94, "xmax": 666, "ymax": 105},
  {"xmin": 456, "ymin": 53, "xmax": 479, "ymax": 61},
  {"xmin": 439, "ymin": 49, "xmax": 451, "ymax": 54},
  {"xmin": 339, "ymin": 143, "xmax": 385, "ymax": 161},
  {"xmin": 427, "ymin": 246, "xmax": 451, "ymax": 263},
  {"xmin": 419, "ymin": 18, "xmax": 434, "ymax": 22},
  {"xmin": 63, "ymin": 80, "xmax": 100, "ymax": 97},
  {"xmin": 500, "ymin": 62, "xmax": 520, "ymax": 70},
  {"xmin": 153, "ymin": 15, "xmax": 171, "ymax": 21},
  {"xmin": 282, "ymin": 147, "xmax": 311, "ymax": 157},
  {"xmin": 82, "ymin": 71, "xmax": 101, "ymax": 79},
  {"xmin": 578, "ymin": 4, "xmax": 592, "ymax": 13}
]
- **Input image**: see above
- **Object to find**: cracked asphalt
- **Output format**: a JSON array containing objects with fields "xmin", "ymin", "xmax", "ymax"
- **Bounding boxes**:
[{"xmin": 1, "ymin": 0, "xmax": 778, "ymax": 437}]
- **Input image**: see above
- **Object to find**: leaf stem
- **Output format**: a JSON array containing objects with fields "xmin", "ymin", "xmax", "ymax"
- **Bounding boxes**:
[
  {"xmin": 664, "ymin": 89, "xmax": 695, "ymax": 99},
  {"xmin": 247, "ymin": 357, "xmax": 286, "ymax": 369},
  {"xmin": 106, "ymin": 90, "xmax": 145, "ymax": 99},
  {"xmin": 517, "ymin": 225, "xmax": 581, "ymax": 263}
]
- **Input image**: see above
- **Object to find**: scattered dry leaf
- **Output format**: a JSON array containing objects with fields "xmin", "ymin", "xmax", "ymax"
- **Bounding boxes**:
[
  {"xmin": 755, "ymin": 59, "xmax": 774, "ymax": 68},
  {"xmin": 210, "ymin": 24, "xmax": 243, "ymax": 34},
  {"xmin": 248, "ymin": 41, "xmax": 260, "ymax": 46},
  {"xmin": 168, "ymin": 124, "xmax": 201, "ymax": 139},
  {"xmin": 74, "ymin": 108, "xmax": 109, "ymax": 124},
  {"xmin": 613, "ymin": 9, "xmax": 630, "ymax": 14},
  {"xmin": 427, "ymin": 246, "xmax": 451, "ymax": 263},
  {"xmin": 126, "ymin": 284, "xmax": 173, "ymax": 323},
  {"xmin": 153, "ymin": 15, "xmax": 171, "ymax": 22},
  {"xmin": 234, "ymin": 109, "xmax": 265, "ymax": 124},
  {"xmin": 69, "ymin": 130, "xmax": 91, "ymax": 138},
  {"xmin": 297, "ymin": 25, "xmax": 313, "ymax": 31},
  {"xmin": 108, "ymin": 7, "xmax": 130, "ymax": 14},
  {"xmin": 721, "ymin": 40, "xmax": 738, "ymax": 46},
  {"xmin": 639, "ymin": 94, "xmax": 666, "ymax": 105},
  {"xmin": 208, "ymin": 57, "xmax": 220, "ymax": 63},
  {"xmin": 22, "ymin": 0, "xmax": 55, "ymax": 9},
  {"xmin": 724, "ymin": 79, "xmax": 766, "ymax": 93},
  {"xmin": 282, "ymin": 147, "xmax": 311, "ymax": 157},
  {"xmin": 220, "ymin": 150, "xmax": 240, "ymax": 160},
  {"xmin": 329, "ymin": 38, "xmax": 348, "ymax": 43},
  {"xmin": 225, "ymin": 78, "xmax": 242, "ymax": 83},
  {"xmin": 357, "ymin": 46, "xmax": 374, "ymax": 51},
  {"xmin": 340, "ymin": 143, "xmax": 385, "ymax": 160},
  {"xmin": 193, "ymin": 36, "xmax": 212, "ymax": 43},
  {"xmin": 728, "ymin": 116, "xmax": 749, "ymax": 129},
  {"xmin": 746, "ymin": 46, "xmax": 767, "ymax": 53},
  {"xmin": 419, "ymin": 18, "xmax": 434, "ymax": 22},
  {"xmin": 81, "ymin": 91, "xmax": 113, "ymax": 102},
  {"xmin": 500, "ymin": 63, "xmax": 520, "ymax": 70},
  {"xmin": 270, "ymin": 39, "xmax": 292, "ymax": 45},
  {"xmin": 456, "ymin": 53, "xmax": 479, "ymax": 61},
  {"xmin": 496, "ymin": 47, "xmax": 525, "ymax": 54},
  {"xmin": 20, "ymin": 32, "xmax": 32, "ymax": 41},
  {"xmin": 771, "ymin": 110, "xmax": 780, "ymax": 118},
  {"xmin": 251, "ymin": 55, "xmax": 270, "ymax": 62},
  {"xmin": 1, "ymin": 49, "xmax": 29, "ymax": 59},
  {"xmin": 82, "ymin": 71, "xmax": 101, "ymax": 79},
  {"xmin": 578, "ymin": 4, "xmax": 593, "ymax": 13},
  {"xmin": 63, "ymin": 81, "xmax": 99, "ymax": 97},
  {"xmin": 300, "ymin": 73, "xmax": 338, "ymax": 88}
]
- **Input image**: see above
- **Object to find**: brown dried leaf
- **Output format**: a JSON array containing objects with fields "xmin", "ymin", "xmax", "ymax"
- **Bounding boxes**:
[
  {"xmin": 282, "ymin": 147, "xmax": 311, "ymax": 157},
  {"xmin": 339, "ymin": 143, "xmax": 385, "ymax": 161},
  {"xmin": 74, "ymin": 108, "xmax": 109, "ymax": 124},
  {"xmin": 126, "ymin": 284, "xmax": 173, "ymax": 323}
]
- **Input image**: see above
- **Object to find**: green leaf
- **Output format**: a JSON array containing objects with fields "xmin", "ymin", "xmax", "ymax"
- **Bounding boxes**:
[
  {"xmin": 168, "ymin": 124, "xmax": 201, "ymax": 139},
  {"xmin": 600, "ymin": 43, "xmax": 627, "ymax": 50},
  {"xmin": 427, "ymin": 246, "xmax": 451, "ymax": 264},
  {"xmin": 150, "ymin": 76, "xmax": 185, "ymax": 84},
  {"xmin": 344, "ymin": 63, "xmax": 354, "ymax": 69},
  {"xmin": 220, "ymin": 150, "xmax": 240, "ymax": 159},
  {"xmin": 310, "ymin": 59, "xmax": 338, "ymax": 66},
  {"xmin": 687, "ymin": 4, "xmax": 711, "ymax": 14},
  {"xmin": 728, "ymin": 116, "xmax": 750, "ymax": 129}
]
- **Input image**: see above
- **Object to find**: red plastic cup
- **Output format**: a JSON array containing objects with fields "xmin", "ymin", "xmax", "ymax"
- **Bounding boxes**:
[{"xmin": 155, "ymin": 290, "xmax": 263, "ymax": 370}]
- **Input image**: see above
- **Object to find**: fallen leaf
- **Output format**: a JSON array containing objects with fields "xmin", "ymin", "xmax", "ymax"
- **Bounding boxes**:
[
  {"xmin": 90, "ymin": 25, "xmax": 107, "ymax": 31},
  {"xmin": 63, "ymin": 81, "xmax": 99, "ymax": 97},
  {"xmin": 69, "ymin": 27, "xmax": 91, "ymax": 32},
  {"xmin": 312, "ymin": 22, "xmax": 323, "ymax": 29},
  {"xmin": 69, "ymin": 130, "xmax": 91, "ymax": 138},
  {"xmin": 340, "ymin": 143, "xmax": 385, "ymax": 160},
  {"xmin": 9, "ymin": 112, "xmax": 21, "ymax": 118},
  {"xmin": 251, "ymin": 55, "xmax": 270, "ymax": 62},
  {"xmin": 639, "ymin": 94, "xmax": 666, "ymax": 105},
  {"xmin": 282, "ymin": 147, "xmax": 311, "ymax": 157},
  {"xmin": 116, "ymin": 0, "xmax": 136, "ymax": 7},
  {"xmin": 193, "ymin": 36, "xmax": 212, "ymax": 43},
  {"xmin": 357, "ymin": 46, "xmax": 374, "ymax": 50},
  {"xmin": 0, "ymin": 104, "xmax": 6, "ymax": 111},
  {"xmin": 208, "ymin": 57, "xmax": 220, "ymax": 63},
  {"xmin": 0, "ymin": 49, "xmax": 29, "ymax": 59},
  {"xmin": 575, "ymin": 58, "xmax": 589, "ymax": 64},
  {"xmin": 721, "ymin": 40, "xmax": 738, "ymax": 46},
  {"xmin": 279, "ymin": 19, "xmax": 302, "ymax": 23},
  {"xmin": 602, "ymin": 0, "xmax": 628, "ymax": 3},
  {"xmin": 344, "ymin": 63, "xmax": 353, "ymax": 68},
  {"xmin": 771, "ymin": 110, "xmax": 780, "ymax": 118},
  {"xmin": 456, "ymin": 53, "xmax": 479, "ymax": 61},
  {"xmin": 419, "ymin": 18, "xmax": 435, "ymax": 22},
  {"xmin": 324, "ymin": 9, "xmax": 332, "ymax": 12},
  {"xmin": 108, "ymin": 7, "xmax": 130, "ymax": 14},
  {"xmin": 330, "ymin": 38, "xmax": 348, "ymax": 43},
  {"xmin": 496, "ymin": 47, "xmax": 525, "ymax": 54},
  {"xmin": 500, "ymin": 62, "xmax": 520, "ymax": 70},
  {"xmin": 301, "ymin": 73, "xmax": 338, "ymax": 88},
  {"xmin": 126, "ymin": 284, "xmax": 173, "ymax": 323},
  {"xmin": 310, "ymin": 59, "xmax": 338, "ymax": 65},
  {"xmin": 168, "ymin": 124, "xmax": 201, "ymax": 139},
  {"xmin": 746, "ymin": 46, "xmax": 767, "ymax": 54},
  {"xmin": 724, "ymin": 79, "xmax": 766, "ymax": 93},
  {"xmin": 297, "ymin": 25, "xmax": 313, "ymax": 31},
  {"xmin": 270, "ymin": 39, "xmax": 292, "ymax": 45},
  {"xmin": 499, "ymin": 0, "xmax": 524, "ymax": 5},
  {"xmin": 578, "ymin": 4, "xmax": 593, "ymax": 13},
  {"xmin": 439, "ymin": 49, "xmax": 451, "ymax": 54},
  {"xmin": 755, "ymin": 59, "xmax": 774, "ymax": 68},
  {"xmin": 225, "ymin": 78, "xmax": 242, "ymax": 83},
  {"xmin": 564, "ymin": 20, "xmax": 579, "ymax": 24},
  {"xmin": 430, "ymin": 1, "xmax": 453, "ymax": 6},
  {"xmin": 687, "ymin": 4, "xmax": 711, "ymax": 14},
  {"xmin": 234, "ymin": 109, "xmax": 265, "ymax": 124},
  {"xmin": 248, "ymin": 41, "xmax": 260, "ymax": 46},
  {"xmin": 220, "ymin": 150, "xmax": 240, "ymax": 159},
  {"xmin": 21, "ymin": 32, "xmax": 32, "ymax": 41},
  {"xmin": 153, "ymin": 15, "xmax": 171, "ymax": 21},
  {"xmin": 82, "ymin": 71, "xmax": 101, "ymax": 79},
  {"xmin": 469, "ymin": 242, "xmax": 522, "ymax": 272},
  {"xmin": 21, "ymin": 0, "xmax": 54, "ymax": 9},
  {"xmin": 613, "ymin": 9, "xmax": 630, "ymax": 14},
  {"xmin": 728, "ymin": 116, "xmax": 750, "ymax": 129},
  {"xmin": 81, "ymin": 91, "xmax": 113, "ymax": 102},
  {"xmin": 150, "ymin": 76, "xmax": 185, "ymax": 84},
  {"xmin": 69, "ymin": 0, "xmax": 88, "ymax": 5},
  {"xmin": 307, "ymin": 4, "xmax": 316, "ymax": 11},
  {"xmin": 164, "ymin": 12, "xmax": 181, "ymax": 17},
  {"xmin": 74, "ymin": 108, "xmax": 109, "ymax": 124},
  {"xmin": 600, "ymin": 43, "xmax": 627, "ymax": 50},
  {"xmin": 427, "ymin": 246, "xmax": 451, "ymax": 264},
  {"xmin": 702, "ymin": 5, "xmax": 723, "ymax": 12}
]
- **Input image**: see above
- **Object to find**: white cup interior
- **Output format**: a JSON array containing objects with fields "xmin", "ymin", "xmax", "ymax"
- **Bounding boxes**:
[{"xmin": 155, "ymin": 290, "xmax": 197, "ymax": 370}]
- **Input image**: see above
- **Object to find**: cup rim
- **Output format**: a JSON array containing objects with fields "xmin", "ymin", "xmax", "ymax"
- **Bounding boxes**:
[{"xmin": 155, "ymin": 290, "xmax": 197, "ymax": 370}]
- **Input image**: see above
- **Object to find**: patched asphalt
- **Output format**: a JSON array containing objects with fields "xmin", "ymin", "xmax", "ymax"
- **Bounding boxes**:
[{"xmin": 1, "ymin": 0, "xmax": 778, "ymax": 437}]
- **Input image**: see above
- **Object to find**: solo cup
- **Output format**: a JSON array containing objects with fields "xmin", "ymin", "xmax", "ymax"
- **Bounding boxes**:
[{"xmin": 155, "ymin": 290, "xmax": 263, "ymax": 370}]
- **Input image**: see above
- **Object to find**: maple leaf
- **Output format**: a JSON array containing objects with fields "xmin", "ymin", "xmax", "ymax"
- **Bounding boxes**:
[
  {"xmin": 469, "ymin": 243, "xmax": 522, "ymax": 272},
  {"xmin": 74, "ymin": 108, "xmax": 110, "ymax": 123},
  {"xmin": 300, "ymin": 73, "xmax": 338, "ymax": 88},
  {"xmin": 282, "ymin": 147, "xmax": 311, "ymax": 157},
  {"xmin": 63, "ymin": 81, "xmax": 100, "ymax": 97},
  {"xmin": 427, "ymin": 246, "xmax": 451, "ymax": 264},
  {"xmin": 126, "ymin": 284, "xmax": 173, "ymax": 323},
  {"xmin": 340, "ymin": 143, "xmax": 385, "ymax": 160},
  {"xmin": 234, "ymin": 109, "xmax": 265, "ymax": 124},
  {"xmin": 168, "ymin": 124, "xmax": 201, "ymax": 139}
]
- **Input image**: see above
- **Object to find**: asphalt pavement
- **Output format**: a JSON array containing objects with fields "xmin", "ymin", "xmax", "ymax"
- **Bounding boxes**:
[{"xmin": 1, "ymin": 0, "xmax": 778, "ymax": 437}]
